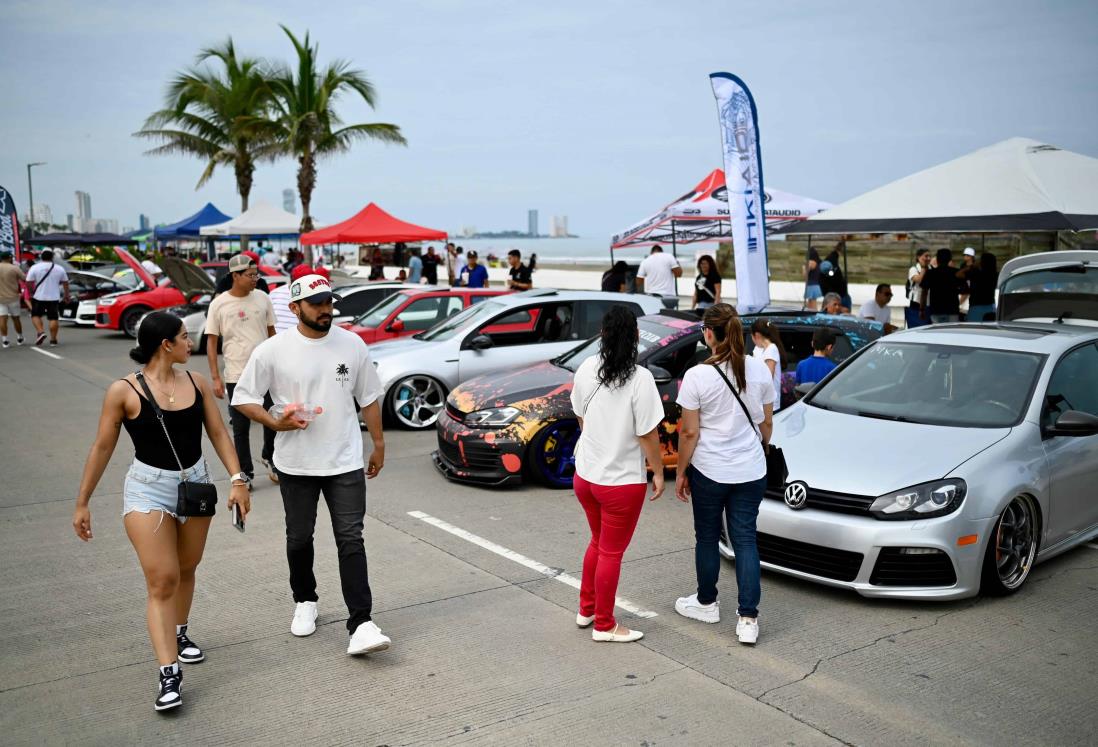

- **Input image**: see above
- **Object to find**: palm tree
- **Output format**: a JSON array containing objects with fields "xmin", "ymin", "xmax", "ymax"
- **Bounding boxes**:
[
  {"xmin": 265, "ymin": 26, "xmax": 406, "ymax": 263},
  {"xmin": 135, "ymin": 39, "xmax": 275, "ymax": 252}
]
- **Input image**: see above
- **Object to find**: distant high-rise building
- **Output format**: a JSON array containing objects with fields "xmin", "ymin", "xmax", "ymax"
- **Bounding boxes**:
[
  {"xmin": 24, "ymin": 203, "xmax": 53, "ymax": 228},
  {"xmin": 74, "ymin": 191, "xmax": 92, "ymax": 232},
  {"xmin": 66, "ymin": 214, "xmax": 74, "ymax": 231},
  {"xmin": 550, "ymin": 215, "xmax": 569, "ymax": 238},
  {"xmin": 527, "ymin": 209, "xmax": 538, "ymax": 237},
  {"xmin": 139, "ymin": 214, "xmax": 150, "ymax": 231},
  {"xmin": 283, "ymin": 188, "xmax": 296, "ymax": 213}
]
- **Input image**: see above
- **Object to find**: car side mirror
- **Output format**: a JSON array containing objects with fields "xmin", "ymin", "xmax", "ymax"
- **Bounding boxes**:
[
  {"xmin": 467, "ymin": 334, "xmax": 494, "ymax": 351},
  {"xmin": 647, "ymin": 364, "xmax": 673, "ymax": 384},
  {"xmin": 1046, "ymin": 410, "xmax": 1098, "ymax": 437},
  {"xmin": 387, "ymin": 318, "xmax": 405, "ymax": 333}
]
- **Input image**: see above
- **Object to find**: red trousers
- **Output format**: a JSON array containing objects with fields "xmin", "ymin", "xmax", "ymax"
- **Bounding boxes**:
[{"xmin": 574, "ymin": 473, "xmax": 646, "ymax": 632}]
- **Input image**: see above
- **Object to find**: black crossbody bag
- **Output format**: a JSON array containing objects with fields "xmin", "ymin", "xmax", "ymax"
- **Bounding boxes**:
[
  {"xmin": 710, "ymin": 364, "xmax": 788, "ymax": 490},
  {"xmin": 135, "ymin": 372, "xmax": 218, "ymax": 517}
]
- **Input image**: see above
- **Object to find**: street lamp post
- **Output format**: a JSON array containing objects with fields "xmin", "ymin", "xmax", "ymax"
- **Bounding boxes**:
[{"xmin": 26, "ymin": 162, "xmax": 46, "ymax": 238}]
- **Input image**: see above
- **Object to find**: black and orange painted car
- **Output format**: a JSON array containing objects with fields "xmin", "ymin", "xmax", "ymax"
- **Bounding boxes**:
[{"xmin": 433, "ymin": 310, "xmax": 885, "ymax": 488}]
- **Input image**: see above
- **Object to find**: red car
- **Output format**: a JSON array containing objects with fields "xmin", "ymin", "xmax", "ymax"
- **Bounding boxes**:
[
  {"xmin": 341, "ymin": 288, "xmax": 511, "ymax": 344},
  {"xmin": 95, "ymin": 248, "xmax": 202, "ymax": 338},
  {"xmin": 197, "ymin": 260, "xmax": 288, "ymax": 289}
]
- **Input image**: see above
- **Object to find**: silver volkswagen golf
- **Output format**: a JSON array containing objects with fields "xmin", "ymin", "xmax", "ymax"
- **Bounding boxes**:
[{"xmin": 732, "ymin": 320, "xmax": 1098, "ymax": 600}]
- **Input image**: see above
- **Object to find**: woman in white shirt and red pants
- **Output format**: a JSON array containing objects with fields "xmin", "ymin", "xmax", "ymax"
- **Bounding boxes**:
[{"xmin": 570, "ymin": 306, "xmax": 666, "ymax": 643}]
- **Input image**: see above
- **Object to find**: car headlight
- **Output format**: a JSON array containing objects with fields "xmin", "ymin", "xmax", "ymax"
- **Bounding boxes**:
[
  {"xmin": 98, "ymin": 298, "xmax": 117, "ymax": 306},
  {"xmin": 464, "ymin": 407, "xmax": 520, "ymax": 427},
  {"xmin": 869, "ymin": 479, "xmax": 966, "ymax": 520}
]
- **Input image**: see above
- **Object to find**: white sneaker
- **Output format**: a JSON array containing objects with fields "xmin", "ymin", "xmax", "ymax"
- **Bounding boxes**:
[
  {"xmin": 591, "ymin": 624, "xmax": 644, "ymax": 642},
  {"xmin": 736, "ymin": 617, "xmax": 759, "ymax": 645},
  {"xmin": 290, "ymin": 601, "xmax": 318, "ymax": 636},
  {"xmin": 576, "ymin": 613, "xmax": 595, "ymax": 628},
  {"xmin": 675, "ymin": 593, "xmax": 720, "ymax": 624},
  {"xmin": 347, "ymin": 621, "xmax": 391, "ymax": 655}
]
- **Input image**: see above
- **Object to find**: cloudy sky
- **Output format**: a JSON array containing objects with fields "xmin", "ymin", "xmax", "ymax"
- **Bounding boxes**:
[{"xmin": 3, "ymin": 0, "xmax": 1096, "ymax": 237}]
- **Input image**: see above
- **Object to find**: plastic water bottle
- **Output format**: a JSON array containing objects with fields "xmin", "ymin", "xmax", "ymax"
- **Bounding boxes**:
[{"xmin": 268, "ymin": 403, "xmax": 323, "ymax": 423}]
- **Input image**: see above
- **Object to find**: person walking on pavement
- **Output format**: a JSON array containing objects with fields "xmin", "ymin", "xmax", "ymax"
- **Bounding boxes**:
[
  {"xmin": 73, "ymin": 311, "xmax": 251, "ymax": 713},
  {"xmin": 920, "ymin": 248, "xmax": 964, "ymax": 324},
  {"xmin": 205, "ymin": 254, "xmax": 277, "ymax": 483},
  {"xmin": 674, "ymin": 303, "xmax": 775, "ymax": 645},
  {"xmin": 506, "ymin": 249, "xmax": 533, "ymax": 290},
  {"xmin": 407, "ymin": 251, "xmax": 423, "ymax": 284},
  {"xmin": 25, "ymin": 249, "xmax": 70, "ymax": 347},
  {"xmin": 269, "ymin": 265, "xmax": 325, "ymax": 334},
  {"xmin": 231, "ymin": 273, "xmax": 392, "ymax": 656},
  {"xmin": 458, "ymin": 251, "xmax": 489, "ymax": 288},
  {"xmin": 692, "ymin": 255, "xmax": 722, "ymax": 310},
  {"xmin": 635, "ymin": 245, "xmax": 682, "ymax": 309},
  {"xmin": 0, "ymin": 251, "xmax": 26, "ymax": 348},
  {"xmin": 570, "ymin": 306, "xmax": 665, "ymax": 643},
  {"xmin": 421, "ymin": 246, "xmax": 440, "ymax": 285}
]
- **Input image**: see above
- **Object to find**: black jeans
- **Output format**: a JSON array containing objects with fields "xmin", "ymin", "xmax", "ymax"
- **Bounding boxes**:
[
  {"xmin": 279, "ymin": 468, "xmax": 373, "ymax": 632},
  {"xmin": 225, "ymin": 383, "xmax": 275, "ymax": 478}
]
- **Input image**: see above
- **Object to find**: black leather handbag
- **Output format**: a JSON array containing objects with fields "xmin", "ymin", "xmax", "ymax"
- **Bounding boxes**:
[
  {"xmin": 135, "ymin": 372, "xmax": 218, "ymax": 517},
  {"xmin": 711, "ymin": 364, "xmax": 788, "ymax": 490}
]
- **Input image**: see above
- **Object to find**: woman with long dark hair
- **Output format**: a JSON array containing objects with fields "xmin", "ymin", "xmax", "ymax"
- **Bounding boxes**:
[
  {"xmin": 749, "ymin": 318, "xmax": 786, "ymax": 412},
  {"xmin": 73, "ymin": 311, "xmax": 250, "ymax": 712},
  {"xmin": 569, "ymin": 306, "xmax": 665, "ymax": 642},
  {"xmin": 692, "ymin": 255, "xmax": 722, "ymax": 310},
  {"xmin": 674, "ymin": 303, "xmax": 774, "ymax": 645},
  {"xmin": 601, "ymin": 260, "xmax": 629, "ymax": 293}
]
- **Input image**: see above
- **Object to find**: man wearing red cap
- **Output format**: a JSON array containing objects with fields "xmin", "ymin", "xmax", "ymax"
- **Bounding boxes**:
[{"xmin": 232, "ymin": 272, "xmax": 391, "ymax": 657}]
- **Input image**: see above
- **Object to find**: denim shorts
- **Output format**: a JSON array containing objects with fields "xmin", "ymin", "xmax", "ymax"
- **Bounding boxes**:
[
  {"xmin": 122, "ymin": 457, "xmax": 210, "ymax": 525},
  {"xmin": 804, "ymin": 284, "xmax": 822, "ymax": 300}
]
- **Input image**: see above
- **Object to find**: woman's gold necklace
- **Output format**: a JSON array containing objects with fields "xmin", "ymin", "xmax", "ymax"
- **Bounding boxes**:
[{"xmin": 146, "ymin": 372, "xmax": 178, "ymax": 404}]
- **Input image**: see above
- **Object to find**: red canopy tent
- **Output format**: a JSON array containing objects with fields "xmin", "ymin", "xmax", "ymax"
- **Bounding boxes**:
[{"xmin": 300, "ymin": 203, "xmax": 447, "ymax": 245}]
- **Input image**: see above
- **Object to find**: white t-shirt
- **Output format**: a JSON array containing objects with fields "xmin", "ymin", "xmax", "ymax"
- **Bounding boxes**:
[
  {"xmin": 451, "ymin": 253, "xmax": 468, "ymax": 279},
  {"xmin": 637, "ymin": 252, "xmax": 680, "ymax": 297},
  {"xmin": 859, "ymin": 298, "xmax": 891, "ymax": 324},
  {"xmin": 570, "ymin": 357, "xmax": 664, "ymax": 486},
  {"xmin": 26, "ymin": 261, "xmax": 69, "ymax": 301},
  {"xmin": 907, "ymin": 265, "xmax": 926, "ymax": 305},
  {"xmin": 677, "ymin": 358, "xmax": 774, "ymax": 484},
  {"xmin": 204, "ymin": 291, "xmax": 277, "ymax": 383},
  {"xmin": 231, "ymin": 326, "xmax": 383, "ymax": 476},
  {"xmin": 141, "ymin": 259, "xmax": 162, "ymax": 276},
  {"xmin": 752, "ymin": 343, "xmax": 783, "ymax": 412},
  {"xmin": 267, "ymin": 283, "xmax": 298, "ymax": 333}
]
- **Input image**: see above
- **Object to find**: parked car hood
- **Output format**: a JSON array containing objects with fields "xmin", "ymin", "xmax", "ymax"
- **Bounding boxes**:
[
  {"xmin": 114, "ymin": 247, "xmax": 157, "ymax": 289},
  {"xmin": 773, "ymin": 403, "xmax": 1011, "ymax": 496},
  {"xmin": 162, "ymin": 256, "xmax": 216, "ymax": 298},
  {"xmin": 369, "ymin": 336, "xmax": 437, "ymax": 361},
  {"xmin": 449, "ymin": 361, "xmax": 572, "ymax": 415}
]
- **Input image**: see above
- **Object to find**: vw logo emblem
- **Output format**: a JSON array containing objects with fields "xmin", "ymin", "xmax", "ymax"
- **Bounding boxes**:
[{"xmin": 784, "ymin": 481, "xmax": 809, "ymax": 510}]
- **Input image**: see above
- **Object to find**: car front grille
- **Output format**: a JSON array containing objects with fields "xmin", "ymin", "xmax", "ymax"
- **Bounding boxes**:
[
  {"xmin": 437, "ymin": 436, "xmax": 501, "ymax": 471},
  {"xmin": 756, "ymin": 532, "xmax": 864, "ymax": 582},
  {"xmin": 869, "ymin": 548, "xmax": 957, "ymax": 587},
  {"xmin": 765, "ymin": 485, "xmax": 875, "ymax": 516}
]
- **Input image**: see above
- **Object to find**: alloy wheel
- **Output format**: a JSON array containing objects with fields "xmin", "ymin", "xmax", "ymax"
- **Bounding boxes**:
[
  {"xmin": 995, "ymin": 495, "xmax": 1038, "ymax": 590},
  {"xmin": 390, "ymin": 376, "xmax": 445, "ymax": 429},
  {"xmin": 532, "ymin": 421, "xmax": 579, "ymax": 488}
]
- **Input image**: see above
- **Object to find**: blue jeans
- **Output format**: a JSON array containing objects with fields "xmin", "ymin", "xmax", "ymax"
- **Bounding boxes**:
[
  {"xmin": 905, "ymin": 304, "xmax": 928, "ymax": 329},
  {"xmin": 688, "ymin": 466, "xmax": 766, "ymax": 618}
]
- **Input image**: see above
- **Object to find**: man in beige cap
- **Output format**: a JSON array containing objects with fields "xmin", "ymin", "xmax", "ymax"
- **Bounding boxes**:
[{"xmin": 206, "ymin": 254, "xmax": 277, "ymax": 482}]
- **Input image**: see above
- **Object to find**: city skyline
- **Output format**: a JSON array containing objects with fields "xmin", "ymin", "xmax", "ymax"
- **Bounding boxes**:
[{"xmin": 3, "ymin": 1, "xmax": 1096, "ymax": 240}]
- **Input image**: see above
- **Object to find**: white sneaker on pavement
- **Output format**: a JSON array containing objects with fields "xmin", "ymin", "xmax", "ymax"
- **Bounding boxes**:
[
  {"xmin": 347, "ymin": 621, "xmax": 391, "ymax": 655},
  {"xmin": 736, "ymin": 617, "xmax": 759, "ymax": 645},
  {"xmin": 290, "ymin": 601, "xmax": 318, "ymax": 637},
  {"xmin": 576, "ymin": 613, "xmax": 595, "ymax": 628},
  {"xmin": 675, "ymin": 593, "xmax": 720, "ymax": 624},
  {"xmin": 591, "ymin": 624, "xmax": 644, "ymax": 642}
]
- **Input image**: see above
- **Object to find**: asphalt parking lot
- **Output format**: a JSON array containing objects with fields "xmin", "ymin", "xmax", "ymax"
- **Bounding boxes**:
[{"xmin": 1, "ymin": 325, "xmax": 1096, "ymax": 746}]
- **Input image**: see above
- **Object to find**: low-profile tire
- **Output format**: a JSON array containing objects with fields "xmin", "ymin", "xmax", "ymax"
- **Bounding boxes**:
[
  {"xmin": 527, "ymin": 420, "xmax": 580, "ymax": 489},
  {"xmin": 980, "ymin": 495, "xmax": 1040, "ymax": 596},
  {"xmin": 385, "ymin": 375, "xmax": 447, "ymax": 430},
  {"xmin": 120, "ymin": 306, "xmax": 150, "ymax": 339}
]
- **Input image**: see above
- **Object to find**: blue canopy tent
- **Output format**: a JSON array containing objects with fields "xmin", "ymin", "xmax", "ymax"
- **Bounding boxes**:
[{"xmin": 154, "ymin": 203, "xmax": 232, "ymax": 241}]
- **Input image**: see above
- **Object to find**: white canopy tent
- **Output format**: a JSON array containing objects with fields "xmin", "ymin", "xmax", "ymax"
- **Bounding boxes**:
[
  {"xmin": 199, "ymin": 200, "xmax": 309, "ymax": 237},
  {"xmin": 611, "ymin": 169, "xmax": 833, "ymax": 251},
  {"xmin": 775, "ymin": 137, "xmax": 1098, "ymax": 235}
]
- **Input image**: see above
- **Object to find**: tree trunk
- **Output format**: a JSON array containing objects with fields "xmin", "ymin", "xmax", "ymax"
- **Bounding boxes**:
[
  {"xmin": 297, "ymin": 149, "xmax": 317, "ymax": 265},
  {"xmin": 235, "ymin": 152, "xmax": 255, "ymax": 255}
]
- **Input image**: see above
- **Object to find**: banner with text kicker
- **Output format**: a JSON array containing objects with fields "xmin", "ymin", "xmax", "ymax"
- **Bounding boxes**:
[
  {"xmin": 0, "ymin": 186, "xmax": 21, "ymax": 263},
  {"xmin": 710, "ymin": 73, "xmax": 769, "ymax": 313}
]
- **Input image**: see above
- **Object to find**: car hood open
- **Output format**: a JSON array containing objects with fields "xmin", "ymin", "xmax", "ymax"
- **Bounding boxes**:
[
  {"xmin": 449, "ymin": 362, "xmax": 572, "ymax": 415},
  {"xmin": 773, "ymin": 403, "xmax": 1011, "ymax": 496},
  {"xmin": 114, "ymin": 247, "xmax": 157, "ymax": 289},
  {"xmin": 162, "ymin": 257, "xmax": 216, "ymax": 298}
]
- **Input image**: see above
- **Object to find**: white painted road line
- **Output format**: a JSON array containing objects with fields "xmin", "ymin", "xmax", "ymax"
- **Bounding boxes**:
[
  {"xmin": 408, "ymin": 510, "xmax": 658, "ymax": 619},
  {"xmin": 31, "ymin": 347, "xmax": 62, "ymax": 360}
]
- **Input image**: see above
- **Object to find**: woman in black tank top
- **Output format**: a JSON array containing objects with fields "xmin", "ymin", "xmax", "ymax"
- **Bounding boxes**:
[{"xmin": 73, "ymin": 312, "xmax": 251, "ymax": 713}]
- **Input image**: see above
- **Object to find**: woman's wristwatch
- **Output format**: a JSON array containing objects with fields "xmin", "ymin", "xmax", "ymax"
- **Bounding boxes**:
[{"xmin": 230, "ymin": 472, "xmax": 251, "ymax": 486}]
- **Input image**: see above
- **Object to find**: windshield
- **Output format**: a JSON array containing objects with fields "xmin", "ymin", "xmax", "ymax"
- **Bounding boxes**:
[
  {"xmin": 999, "ymin": 265, "xmax": 1098, "ymax": 322},
  {"xmin": 1001, "ymin": 265, "xmax": 1098, "ymax": 295},
  {"xmin": 807, "ymin": 342, "xmax": 1044, "ymax": 427},
  {"xmin": 554, "ymin": 319, "xmax": 670, "ymax": 372},
  {"xmin": 355, "ymin": 293, "xmax": 408, "ymax": 328},
  {"xmin": 417, "ymin": 300, "xmax": 506, "ymax": 341}
]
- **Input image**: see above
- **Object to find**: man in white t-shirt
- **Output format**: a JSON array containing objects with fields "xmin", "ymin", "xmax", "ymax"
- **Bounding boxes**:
[
  {"xmin": 231, "ymin": 272, "xmax": 391, "ymax": 657},
  {"xmin": 25, "ymin": 249, "xmax": 70, "ymax": 347},
  {"xmin": 206, "ymin": 254, "xmax": 277, "ymax": 482},
  {"xmin": 141, "ymin": 257, "xmax": 163, "ymax": 278},
  {"xmin": 635, "ymin": 245, "xmax": 682, "ymax": 309},
  {"xmin": 859, "ymin": 283, "xmax": 898, "ymax": 333}
]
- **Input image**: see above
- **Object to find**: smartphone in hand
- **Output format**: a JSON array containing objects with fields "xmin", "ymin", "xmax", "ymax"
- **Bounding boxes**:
[{"xmin": 232, "ymin": 503, "xmax": 245, "ymax": 534}]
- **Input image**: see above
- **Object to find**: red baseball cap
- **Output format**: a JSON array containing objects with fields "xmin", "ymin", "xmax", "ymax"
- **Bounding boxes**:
[
  {"xmin": 313, "ymin": 265, "xmax": 331, "ymax": 281},
  {"xmin": 290, "ymin": 265, "xmax": 314, "ymax": 281},
  {"xmin": 243, "ymin": 250, "xmax": 261, "ymax": 265}
]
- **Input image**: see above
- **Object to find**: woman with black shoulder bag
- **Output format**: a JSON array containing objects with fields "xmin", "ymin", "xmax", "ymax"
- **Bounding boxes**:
[
  {"xmin": 73, "ymin": 311, "xmax": 251, "ymax": 713},
  {"xmin": 673, "ymin": 303, "xmax": 775, "ymax": 645}
]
